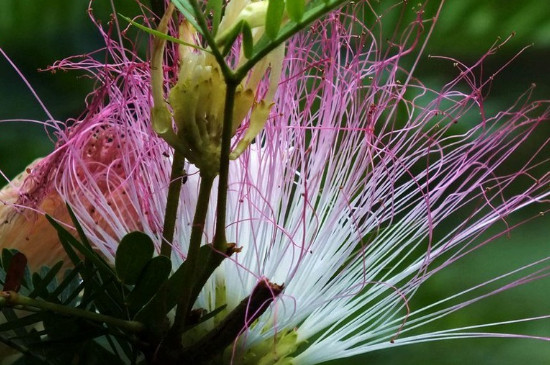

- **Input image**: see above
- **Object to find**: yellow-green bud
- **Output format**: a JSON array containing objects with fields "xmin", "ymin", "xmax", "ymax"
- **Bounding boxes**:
[
  {"xmin": 150, "ymin": 0, "xmax": 284, "ymax": 176},
  {"xmin": 240, "ymin": 329, "xmax": 299, "ymax": 365}
]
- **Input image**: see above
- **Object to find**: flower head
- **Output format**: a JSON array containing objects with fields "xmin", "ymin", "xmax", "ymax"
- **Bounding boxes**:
[
  {"xmin": 151, "ymin": 2, "xmax": 284, "ymax": 176},
  {"xmin": 2, "ymin": 1, "xmax": 550, "ymax": 364}
]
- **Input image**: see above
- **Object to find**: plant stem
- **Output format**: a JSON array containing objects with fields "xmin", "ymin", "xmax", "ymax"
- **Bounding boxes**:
[
  {"xmin": 160, "ymin": 150, "xmax": 186, "ymax": 257},
  {"xmin": 0, "ymin": 291, "xmax": 145, "ymax": 333},
  {"xmin": 213, "ymin": 83, "xmax": 237, "ymax": 252},
  {"xmin": 170, "ymin": 175, "xmax": 214, "ymax": 334},
  {"xmin": 186, "ymin": 0, "xmax": 235, "ymax": 81},
  {"xmin": 165, "ymin": 79, "xmax": 238, "ymax": 354}
]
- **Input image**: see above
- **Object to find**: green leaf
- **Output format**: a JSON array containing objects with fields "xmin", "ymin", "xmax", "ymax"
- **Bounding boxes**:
[
  {"xmin": 78, "ymin": 275, "xmax": 125, "ymax": 317},
  {"xmin": 189, "ymin": 244, "xmax": 233, "ymax": 303},
  {"xmin": 1, "ymin": 248, "xmax": 13, "ymax": 270},
  {"xmin": 171, "ymin": 0, "xmax": 204, "ymax": 35},
  {"xmin": 242, "ymin": 22, "xmax": 254, "ymax": 59},
  {"xmin": 301, "ymin": 0, "xmax": 330, "ymax": 22},
  {"xmin": 66, "ymin": 204, "xmax": 114, "ymax": 306},
  {"xmin": 183, "ymin": 304, "xmax": 226, "ymax": 331},
  {"xmin": 53, "ymin": 265, "xmax": 83, "ymax": 305},
  {"xmin": 24, "ymin": 329, "xmax": 125, "ymax": 365},
  {"xmin": 118, "ymin": 14, "xmax": 209, "ymax": 53},
  {"xmin": 0, "ymin": 311, "xmax": 43, "ymax": 333},
  {"xmin": 44, "ymin": 218, "xmax": 81, "ymax": 269},
  {"xmin": 46, "ymin": 215, "xmax": 115, "ymax": 280},
  {"xmin": 135, "ymin": 244, "xmax": 229, "ymax": 333},
  {"xmin": 266, "ymin": 0, "xmax": 285, "ymax": 39},
  {"xmin": 46, "ymin": 215, "xmax": 127, "ymax": 317},
  {"xmin": 207, "ymin": 0, "xmax": 223, "ymax": 36},
  {"xmin": 286, "ymin": 0, "xmax": 305, "ymax": 22},
  {"xmin": 115, "ymin": 232, "xmax": 155, "ymax": 285},
  {"xmin": 66, "ymin": 204, "xmax": 93, "ymax": 251},
  {"xmin": 125, "ymin": 256, "xmax": 171, "ymax": 315},
  {"xmin": 29, "ymin": 261, "xmax": 63, "ymax": 299},
  {"xmin": 1, "ymin": 249, "xmax": 19, "ymax": 275}
]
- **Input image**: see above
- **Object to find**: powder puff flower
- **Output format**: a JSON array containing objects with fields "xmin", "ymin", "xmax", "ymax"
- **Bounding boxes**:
[{"xmin": 1, "ymin": 1, "xmax": 550, "ymax": 364}]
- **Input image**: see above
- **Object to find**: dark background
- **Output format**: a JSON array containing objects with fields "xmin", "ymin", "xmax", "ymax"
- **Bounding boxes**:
[{"xmin": 1, "ymin": 1, "xmax": 550, "ymax": 364}]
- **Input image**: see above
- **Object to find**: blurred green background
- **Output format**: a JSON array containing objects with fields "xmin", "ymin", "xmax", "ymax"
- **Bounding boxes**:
[{"xmin": 1, "ymin": 0, "xmax": 550, "ymax": 364}]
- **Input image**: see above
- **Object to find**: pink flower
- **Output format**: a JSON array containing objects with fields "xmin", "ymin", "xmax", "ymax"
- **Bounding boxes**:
[{"xmin": 2, "ymin": 1, "xmax": 550, "ymax": 363}]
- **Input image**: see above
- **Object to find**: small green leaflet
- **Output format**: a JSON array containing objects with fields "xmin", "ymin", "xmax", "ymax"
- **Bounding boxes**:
[
  {"xmin": 242, "ymin": 22, "xmax": 254, "ymax": 59},
  {"xmin": 207, "ymin": 0, "xmax": 223, "ymax": 36},
  {"xmin": 115, "ymin": 231, "xmax": 155, "ymax": 285},
  {"xmin": 118, "ymin": 14, "xmax": 211, "ymax": 53},
  {"xmin": 171, "ymin": 0, "xmax": 204, "ymax": 35},
  {"xmin": 266, "ymin": 0, "xmax": 285, "ymax": 39},
  {"xmin": 286, "ymin": 0, "xmax": 306, "ymax": 22}
]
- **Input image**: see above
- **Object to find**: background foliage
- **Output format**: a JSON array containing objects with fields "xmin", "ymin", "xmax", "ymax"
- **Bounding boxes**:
[{"xmin": 1, "ymin": 0, "xmax": 549, "ymax": 364}]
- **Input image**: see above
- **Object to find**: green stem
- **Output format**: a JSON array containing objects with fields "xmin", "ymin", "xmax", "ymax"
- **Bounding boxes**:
[
  {"xmin": 213, "ymin": 83, "xmax": 237, "ymax": 252},
  {"xmin": 161, "ymin": 151, "xmax": 187, "ymax": 257},
  {"xmin": 0, "ymin": 291, "xmax": 144, "ymax": 333},
  {"xmin": 170, "ymin": 175, "xmax": 215, "ymax": 335}
]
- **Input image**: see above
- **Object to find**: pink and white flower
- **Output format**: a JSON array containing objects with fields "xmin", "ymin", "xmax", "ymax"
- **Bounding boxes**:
[{"xmin": 2, "ymin": 1, "xmax": 550, "ymax": 363}]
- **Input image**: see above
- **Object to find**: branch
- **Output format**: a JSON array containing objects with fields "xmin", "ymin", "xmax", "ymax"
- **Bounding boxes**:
[{"xmin": 0, "ymin": 291, "xmax": 145, "ymax": 333}]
